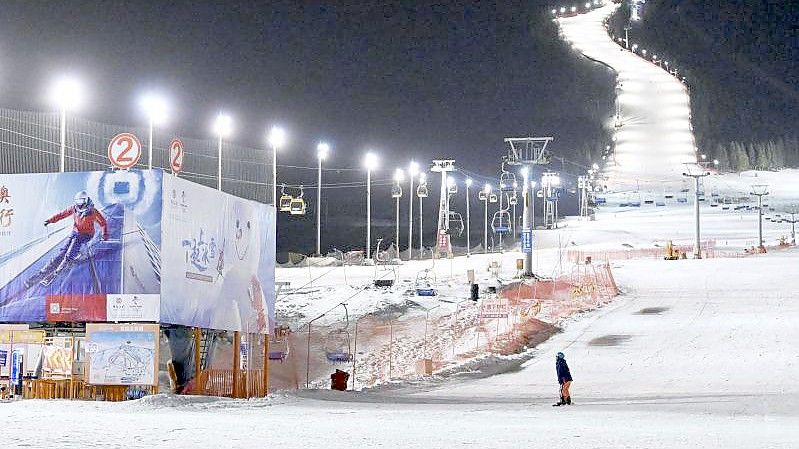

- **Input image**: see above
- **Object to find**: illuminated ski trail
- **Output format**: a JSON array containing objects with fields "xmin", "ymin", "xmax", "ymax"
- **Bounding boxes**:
[{"xmin": 558, "ymin": 4, "xmax": 697, "ymax": 191}]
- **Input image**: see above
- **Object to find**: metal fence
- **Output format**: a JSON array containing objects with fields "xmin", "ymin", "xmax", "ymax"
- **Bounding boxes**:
[{"xmin": 0, "ymin": 107, "xmax": 273, "ymax": 204}]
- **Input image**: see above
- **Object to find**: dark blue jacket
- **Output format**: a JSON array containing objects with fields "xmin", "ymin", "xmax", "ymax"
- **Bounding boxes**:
[{"xmin": 556, "ymin": 359, "xmax": 572, "ymax": 384}]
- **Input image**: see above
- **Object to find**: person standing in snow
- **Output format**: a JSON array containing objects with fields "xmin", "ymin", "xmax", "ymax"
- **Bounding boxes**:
[{"xmin": 554, "ymin": 352, "xmax": 573, "ymax": 406}]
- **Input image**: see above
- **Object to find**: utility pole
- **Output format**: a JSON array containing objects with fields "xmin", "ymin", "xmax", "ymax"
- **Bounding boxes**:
[
  {"xmin": 465, "ymin": 179, "xmax": 472, "ymax": 256},
  {"xmin": 682, "ymin": 158, "xmax": 716, "ymax": 258},
  {"xmin": 408, "ymin": 162, "xmax": 419, "ymax": 259},
  {"xmin": 750, "ymin": 184, "xmax": 770, "ymax": 251},
  {"xmin": 482, "ymin": 184, "xmax": 491, "ymax": 254},
  {"xmin": 417, "ymin": 173, "xmax": 428, "ymax": 259}
]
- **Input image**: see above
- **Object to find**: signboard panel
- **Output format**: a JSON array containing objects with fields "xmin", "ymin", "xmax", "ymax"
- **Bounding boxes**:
[
  {"xmin": 0, "ymin": 170, "xmax": 162, "ymax": 322},
  {"xmin": 108, "ymin": 133, "xmax": 143, "ymax": 170},
  {"xmin": 106, "ymin": 294, "xmax": 160, "ymax": 322},
  {"xmin": 85, "ymin": 323, "xmax": 159, "ymax": 386},
  {"xmin": 522, "ymin": 228, "xmax": 533, "ymax": 254},
  {"xmin": 160, "ymin": 175, "xmax": 275, "ymax": 333}
]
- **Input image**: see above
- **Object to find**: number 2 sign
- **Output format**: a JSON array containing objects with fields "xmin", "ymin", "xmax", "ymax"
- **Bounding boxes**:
[
  {"xmin": 169, "ymin": 139, "xmax": 185, "ymax": 174},
  {"xmin": 107, "ymin": 133, "xmax": 142, "ymax": 170}
]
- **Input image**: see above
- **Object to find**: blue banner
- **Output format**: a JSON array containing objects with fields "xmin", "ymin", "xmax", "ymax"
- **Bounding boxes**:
[{"xmin": 522, "ymin": 228, "xmax": 533, "ymax": 254}]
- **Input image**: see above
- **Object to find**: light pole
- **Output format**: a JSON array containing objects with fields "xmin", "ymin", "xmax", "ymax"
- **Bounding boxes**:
[
  {"xmin": 782, "ymin": 210, "xmax": 797, "ymax": 245},
  {"xmin": 213, "ymin": 113, "xmax": 232, "ymax": 191},
  {"xmin": 750, "ymin": 184, "xmax": 770, "ymax": 251},
  {"xmin": 50, "ymin": 76, "xmax": 83, "ymax": 173},
  {"xmin": 364, "ymin": 152, "xmax": 378, "ymax": 260},
  {"xmin": 483, "ymin": 184, "xmax": 491, "ymax": 253},
  {"xmin": 316, "ymin": 142, "xmax": 329, "ymax": 256},
  {"xmin": 418, "ymin": 172, "xmax": 427, "ymax": 259},
  {"xmin": 268, "ymin": 127, "xmax": 287, "ymax": 205},
  {"xmin": 465, "ymin": 178, "xmax": 472, "ymax": 256},
  {"xmin": 140, "ymin": 94, "xmax": 168, "ymax": 169},
  {"xmin": 393, "ymin": 168, "xmax": 404, "ymax": 255},
  {"xmin": 408, "ymin": 161, "xmax": 419, "ymax": 259}
]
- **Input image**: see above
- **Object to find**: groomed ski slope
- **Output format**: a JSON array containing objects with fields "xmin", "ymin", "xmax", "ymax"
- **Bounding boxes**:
[
  {"xmin": 559, "ymin": 3, "xmax": 697, "ymax": 190},
  {"xmin": 5, "ymin": 250, "xmax": 799, "ymax": 448}
]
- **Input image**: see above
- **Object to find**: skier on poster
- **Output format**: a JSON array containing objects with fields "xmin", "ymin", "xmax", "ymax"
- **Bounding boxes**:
[{"xmin": 26, "ymin": 191, "xmax": 108, "ymax": 287}]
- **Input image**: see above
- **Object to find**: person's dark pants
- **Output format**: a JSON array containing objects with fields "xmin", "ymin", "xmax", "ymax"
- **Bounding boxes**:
[{"xmin": 41, "ymin": 232, "xmax": 91, "ymax": 275}]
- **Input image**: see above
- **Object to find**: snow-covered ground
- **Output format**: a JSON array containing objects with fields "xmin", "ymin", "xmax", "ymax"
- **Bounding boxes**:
[{"xmin": 5, "ymin": 244, "xmax": 798, "ymax": 448}]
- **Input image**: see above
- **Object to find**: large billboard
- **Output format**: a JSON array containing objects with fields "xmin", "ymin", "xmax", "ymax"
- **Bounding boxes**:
[
  {"xmin": 160, "ymin": 175, "xmax": 275, "ymax": 334},
  {"xmin": 0, "ymin": 170, "xmax": 162, "ymax": 322},
  {"xmin": 0, "ymin": 169, "xmax": 274, "ymax": 333}
]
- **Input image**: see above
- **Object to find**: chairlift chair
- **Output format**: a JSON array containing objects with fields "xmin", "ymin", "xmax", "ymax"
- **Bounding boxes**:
[
  {"xmin": 268, "ymin": 338, "xmax": 290, "ymax": 362},
  {"xmin": 289, "ymin": 185, "xmax": 306, "ymax": 215},
  {"xmin": 491, "ymin": 210, "xmax": 512, "ymax": 235},
  {"xmin": 279, "ymin": 184, "xmax": 294, "ymax": 212},
  {"xmin": 508, "ymin": 195, "xmax": 518, "ymax": 206},
  {"xmin": 324, "ymin": 329, "xmax": 352, "ymax": 363},
  {"xmin": 448, "ymin": 211, "xmax": 465, "ymax": 237},
  {"xmin": 478, "ymin": 190, "xmax": 488, "ymax": 201},
  {"xmin": 499, "ymin": 171, "xmax": 516, "ymax": 192},
  {"xmin": 448, "ymin": 182, "xmax": 458, "ymax": 195},
  {"xmin": 489, "ymin": 192, "xmax": 498, "ymax": 203}
]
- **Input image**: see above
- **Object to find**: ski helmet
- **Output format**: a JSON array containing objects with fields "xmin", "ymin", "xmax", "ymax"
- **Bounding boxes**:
[
  {"xmin": 556, "ymin": 352, "xmax": 565, "ymax": 360},
  {"xmin": 74, "ymin": 191, "xmax": 93, "ymax": 214}
]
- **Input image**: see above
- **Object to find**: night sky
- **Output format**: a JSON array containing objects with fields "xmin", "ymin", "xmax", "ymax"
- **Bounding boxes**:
[{"xmin": 0, "ymin": 1, "xmax": 615, "ymax": 255}]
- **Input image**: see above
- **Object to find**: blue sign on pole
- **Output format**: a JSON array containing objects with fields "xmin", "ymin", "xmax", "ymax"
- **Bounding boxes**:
[
  {"xmin": 10, "ymin": 350, "xmax": 21, "ymax": 386},
  {"xmin": 522, "ymin": 229, "xmax": 533, "ymax": 254}
]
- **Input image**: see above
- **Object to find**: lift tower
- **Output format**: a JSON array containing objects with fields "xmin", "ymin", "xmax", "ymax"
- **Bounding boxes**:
[
  {"xmin": 503, "ymin": 137, "xmax": 553, "ymax": 277},
  {"xmin": 431, "ymin": 160, "xmax": 455, "ymax": 258}
]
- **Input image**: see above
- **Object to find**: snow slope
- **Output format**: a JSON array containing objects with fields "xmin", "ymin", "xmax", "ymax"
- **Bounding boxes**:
[
  {"xmin": 559, "ymin": 4, "xmax": 697, "ymax": 189},
  {"xmin": 4, "ymin": 249, "xmax": 798, "ymax": 448}
]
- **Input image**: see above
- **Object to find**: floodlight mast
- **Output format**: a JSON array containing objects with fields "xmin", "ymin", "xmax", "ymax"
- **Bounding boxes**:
[{"xmin": 503, "ymin": 136, "xmax": 553, "ymax": 277}]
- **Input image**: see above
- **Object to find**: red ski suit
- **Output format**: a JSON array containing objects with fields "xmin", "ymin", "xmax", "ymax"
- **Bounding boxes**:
[{"xmin": 46, "ymin": 206, "xmax": 108, "ymax": 240}]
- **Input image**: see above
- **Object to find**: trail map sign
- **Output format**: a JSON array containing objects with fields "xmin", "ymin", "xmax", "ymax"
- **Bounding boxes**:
[
  {"xmin": 86, "ymin": 323, "xmax": 159, "ymax": 386},
  {"xmin": 107, "ymin": 133, "xmax": 142, "ymax": 170},
  {"xmin": 169, "ymin": 138, "xmax": 185, "ymax": 174}
]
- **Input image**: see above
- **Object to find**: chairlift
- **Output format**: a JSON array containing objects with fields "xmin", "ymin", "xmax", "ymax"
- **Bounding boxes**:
[
  {"xmin": 491, "ymin": 210, "xmax": 512, "ymax": 235},
  {"xmin": 324, "ymin": 329, "xmax": 352, "ymax": 363},
  {"xmin": 478, "ymin": 190, "xmax": 488, "ymax": 201},
  {"xmin": 489, "ymin": 193, "xmax": 498, "ymax": 203},
  {"xmin": 448, "ymin": 211, "xmax": 465, "ymax": 237},
  {"xmin": 417, "ymin": 183, "xmax": 429, "ymax": 198},
  {"xmin": 499, "ymin": 171, "xmax": 516, "ymax": 192},
  {"xmin": 392, "ymin": 184, "xmax": 403, "ymax": 198},
  {"xmin": 508, "ymin": 195, "xmax": 518, "ymax": 206},
  {"xmin": 279, "ymin": 184, "xmax": 293, "ymax": 212},
  {"xmin": 289, "ymin": 185, "xmax": 306, "ymax": 215}
]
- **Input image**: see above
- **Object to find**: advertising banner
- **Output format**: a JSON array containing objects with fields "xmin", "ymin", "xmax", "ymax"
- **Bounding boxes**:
[
  {"xmin": 85, "ymin": 323, "xmax": 159, "ymax": 386},
  {"xmin": 0, "ymin": 170, "xmax": 275, "ymax": 334},
  {"xmin": 42, "ymin": 340, "xmax": 73, "ymax": 378},
  {"xmin": 0, "ymin": 170, "xmax": 162, "ymax": 322},
  {"xmin": 160, "ymin": 176, "xmax": 275, "ymax": 333}
]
